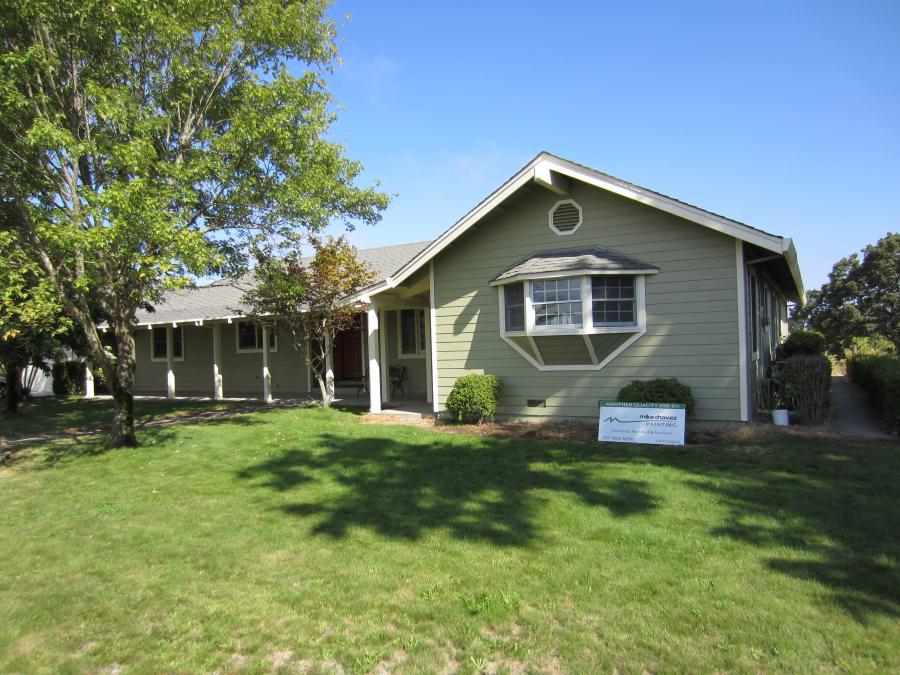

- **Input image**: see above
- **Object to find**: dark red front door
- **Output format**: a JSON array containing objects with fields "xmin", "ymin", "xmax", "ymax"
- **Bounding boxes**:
[{"xmin": 333, "ymin": 325, "xmax": 363, "ymax": 380}]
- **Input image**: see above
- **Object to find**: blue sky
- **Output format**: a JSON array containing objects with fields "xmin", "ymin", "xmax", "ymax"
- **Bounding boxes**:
[{"xmin": 317, "ymin": 0, "xmax": 899, "ymax": 289}]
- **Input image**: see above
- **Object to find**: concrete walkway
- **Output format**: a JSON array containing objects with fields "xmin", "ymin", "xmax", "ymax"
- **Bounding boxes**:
[{"xmin": 830, "ymin": 375, "xmax": 893, "ymax": 439}]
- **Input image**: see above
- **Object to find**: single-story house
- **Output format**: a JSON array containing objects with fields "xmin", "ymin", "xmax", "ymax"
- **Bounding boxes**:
[{"xmin": 130, "ymin": 152, "xmax": 803, "ymax": 425}]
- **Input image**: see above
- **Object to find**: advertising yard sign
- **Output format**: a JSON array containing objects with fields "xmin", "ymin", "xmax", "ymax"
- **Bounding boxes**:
[{"xmin": 598, "ymin": 401, "xmax": 686, "ymax": 446}]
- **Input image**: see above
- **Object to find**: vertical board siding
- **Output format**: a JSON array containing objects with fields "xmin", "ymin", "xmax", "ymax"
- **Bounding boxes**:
[{"xmin": 433, "ymin": 182, "xmax": 741, "ymax": 423}]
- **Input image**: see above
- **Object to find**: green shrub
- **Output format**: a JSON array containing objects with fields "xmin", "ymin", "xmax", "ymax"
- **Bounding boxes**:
[
  {"xmin": 783, "ymin": 354, "xmax": 831, "ymax": 425},
  {"xmin": 616, "ymin": 378, "xmax": 696, "ymax": 416},
  {"xmin": 847, "ymin": 354, "xmax": 900, "ymax": 433},
  {"xmin": 52, "ymin": 361, "xmax": 84, "ymax": 396},
  {"xmin": 782, "ymin": 330, "xmax": 825, "ymax": 356},
  {"xmin": 446, "ymin": 374, "xmax": 504, "ymax": 424}
]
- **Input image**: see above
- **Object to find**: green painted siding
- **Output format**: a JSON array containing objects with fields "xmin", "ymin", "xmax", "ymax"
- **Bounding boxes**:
[
  {"xmin": 384, "ymin": 310, "xmax": 428, "ymax": 396},
  {"xmin": 433, "ymin": 181, "xmax": 741, "ymax": 423},
  {"xmin": 134, "ymin": 324, "xmax": 311, "ymax": 397}
]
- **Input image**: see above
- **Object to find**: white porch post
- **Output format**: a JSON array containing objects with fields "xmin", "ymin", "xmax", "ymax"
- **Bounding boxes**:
[
  {"xmin": 83, "ymin": 361, "xmax": 95, "ymax": 399},
  {"xmin": 324, "ymin": 331, "xmax": 335, "ymax": 399},
  {"xmin": 261, "ymin": 325, "xmax": 272, "ymax": 403},
  {"xmin": 366, "ymin": 305, "xmax": 381, "ymax": 413},
  {"xmin": 212, "ymin": 323, "xmax": 223, "ymax": 400},
  {"xmin": 379, "ymin": 309, "xmax": 390, "ymax": 404},
  {"xmin": 165, "ymin": 325, "xmax": 175, "ymax": 399},
  {"xmin": 423, "ymin": 306, "xmax": 433, "ymax": 404}
]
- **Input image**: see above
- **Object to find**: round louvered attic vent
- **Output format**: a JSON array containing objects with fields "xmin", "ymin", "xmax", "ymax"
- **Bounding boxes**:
[{"xmin": 549, "ymin": 199, "xmax": 583, "ymax": 235}]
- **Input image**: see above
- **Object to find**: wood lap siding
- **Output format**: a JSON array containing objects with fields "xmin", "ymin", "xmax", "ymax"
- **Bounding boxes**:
[
  {"xmin": 134, "ymin": 325, "xmax": 311, "ymax": 397},
  {"xmin": 432, "ymin": 182, "xmax": 741, "ymax": 423}
]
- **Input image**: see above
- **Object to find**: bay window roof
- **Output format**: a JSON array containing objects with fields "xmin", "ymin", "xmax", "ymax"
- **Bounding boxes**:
[{"xmin": 489, "ymin": 246, "xmax": 658, "ymax": 285}]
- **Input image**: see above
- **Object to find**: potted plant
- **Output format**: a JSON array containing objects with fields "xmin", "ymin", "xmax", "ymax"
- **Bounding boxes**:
[{"xmin": 771, "ymin": 387, "xmax": 790, "ymax": 426}]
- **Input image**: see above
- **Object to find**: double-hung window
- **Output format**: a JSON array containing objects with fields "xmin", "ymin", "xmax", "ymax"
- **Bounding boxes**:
[
  {"xmin": 500, "ymin": 275, "xmax": 643, "ymax": 334},
  {"xmin": 532, "ymin": 278, "xmax": 583, "ymax": 328},
  {"xmin": 236, "ymin": 321, "xmax": 277, "ymax": 352},
  {"xmin": 151, "ymin": 326, "xmax": 183, "ymax": 362},
  {"xmin": 592, "ymin": 276, "xmax": 635, "ymax": 326},
  {"xmin": 399, "ymin": 309, "xmax": 426, "ymax": 357}
]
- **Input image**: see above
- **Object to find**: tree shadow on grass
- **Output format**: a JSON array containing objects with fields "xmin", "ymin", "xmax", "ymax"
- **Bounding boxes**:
[
  {"xmin": 605, "ymin": 435, "xmax": 900, "ymax": 622},
  {"xmin": 238, "ymin": 426, "xmax": 900, "ymax": 622},
  {"xmin": 5, "ymin": 410, "xmax": 267, "ymax": 470},
  {"xmin": 237, "ymin": 433, "xmax": 657, "ymax": 547}
]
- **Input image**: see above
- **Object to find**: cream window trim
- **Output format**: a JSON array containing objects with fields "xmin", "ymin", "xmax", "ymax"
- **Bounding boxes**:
[
  {"xmin": 497, "ymin": 274, "xmax": 648, "ymax": 372},
  {"xmin": 235, "ymin": 321, "xmax": 278, "ymax": 353},
  {"xmin": 498, "ymin": 275, "xmax": 646, "ymax": 337},
  {"xmin": 150, "ymin": 325, "xmax": 184, "ymax": 362},
  {"xmin": 396, "ymin": 308, "xmax": 427, "ymax": 359}
]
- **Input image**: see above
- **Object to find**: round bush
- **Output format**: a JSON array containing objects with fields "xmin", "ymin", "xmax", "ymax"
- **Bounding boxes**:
[
  {"xmin": 616, "ymin": 378, "xmax": 696, "ymax": 416},
  {"xmin": 446, "ymin": 374, "xmax": 504, "ymax": 424},
  {"xmin": 782, "ymin": 330, "xmax": 825, "ymax": 357}
]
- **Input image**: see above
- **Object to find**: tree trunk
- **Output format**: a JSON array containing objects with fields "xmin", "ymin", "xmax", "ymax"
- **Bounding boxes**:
[
  {"xmin": 317, "ymin": 373, "xmax": 332, "ymax": 408},
  {"xmin": 110, "ymin": 383, "xmax": 136, "ymax": 446},
  {"xmin": 108, "ymin": 326, "xmax": 138, "ymax": 447},
  {"xmin": 4, "ymin": 363, "xmax": 19, "ymax": 414}
]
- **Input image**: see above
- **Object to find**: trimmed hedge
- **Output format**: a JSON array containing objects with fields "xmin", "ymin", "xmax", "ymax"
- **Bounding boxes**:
[
  {"xmin": 446, "ymin": 374, "xmax": 504, "ymax": 424},
  {"xmin": 616, "ymin": 378, "xmax": 696, "ymax": 416},
  {"xmin": 847, "ymin": 355, "xmax": 900, "ymax": 433},
  {"xmin": 783, "ymin": 354, "xmax": 831, "ymax": 425}
]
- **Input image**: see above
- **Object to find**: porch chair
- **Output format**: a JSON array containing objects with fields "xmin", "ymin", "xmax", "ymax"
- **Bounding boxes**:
[
  {"xmin": 355, "ymin": 364, "xmax": 368, "ymax": 397},
  {"xmin": 389, "ymin": 362, "xmax": 407, "ymax": 399}
]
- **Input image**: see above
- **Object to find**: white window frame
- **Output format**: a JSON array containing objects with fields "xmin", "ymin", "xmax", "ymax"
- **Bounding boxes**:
[
  {"xmin": 396, "ymin": 308, "xmax": 427, "ymax": 359},
  {"xmin": 150, "ymin": 326, "xmax": 185, "ymax": 363},
  {"xmin": 496, "ymin": 271, "xmax": 651, "ymax": 371},
  {"xmin": 548, "ymin": 198, "xmax": 583, "ymax": 236},
  {"xmin": 235, "ymin": 321, "xmax": 278, "ymax": 353}
]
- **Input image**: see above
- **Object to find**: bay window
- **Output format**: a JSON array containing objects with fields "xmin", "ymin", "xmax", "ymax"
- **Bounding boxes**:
[{"xmin": 499, "ymin": 274, "xmax": 645, "ymax": 335}]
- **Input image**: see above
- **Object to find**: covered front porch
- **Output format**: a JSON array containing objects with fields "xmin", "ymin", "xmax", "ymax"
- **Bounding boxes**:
[{"xmin": 348, "ymin": 267, "xmax": 434, "ymax": 414}]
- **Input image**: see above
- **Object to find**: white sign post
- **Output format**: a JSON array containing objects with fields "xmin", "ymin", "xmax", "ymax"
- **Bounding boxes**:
[{"xmin": 598, "ymin": 401, "xmax": 687, "ymax": 446}]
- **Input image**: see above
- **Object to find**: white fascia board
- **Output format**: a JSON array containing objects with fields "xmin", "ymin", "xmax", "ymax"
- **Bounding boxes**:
[
  {"xmin": 135, "ymin": 314, "xmax": 246, "ymax": 327},
  {"xmin": 384, "ymin": 158, "xmax": 543, "ymax": 288},
  {"xmin": 781, "ymin": 238, "xmax": 806, "ymax": 304},
  {"xmin": 541, "ymin": 156, "xmax": 787, "ymax": 254},
  {"xmin": 384, "ymin": 153, "xmax": 793, "ymax": 291}
]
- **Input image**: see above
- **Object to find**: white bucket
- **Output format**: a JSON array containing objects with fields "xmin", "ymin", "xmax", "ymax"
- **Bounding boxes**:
[{"xmin": 771, "ymin": 409, "xmax": 790, "ymax": 426}]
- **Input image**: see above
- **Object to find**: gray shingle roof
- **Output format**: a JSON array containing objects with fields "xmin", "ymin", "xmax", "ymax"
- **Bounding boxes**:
[
  {"xmin": 491, "ymin": 246, "xmax": 658, "ymax": 284},
  {"xmin": 135, "ymin": 240, "xmax": 432, "ymax": 325}
]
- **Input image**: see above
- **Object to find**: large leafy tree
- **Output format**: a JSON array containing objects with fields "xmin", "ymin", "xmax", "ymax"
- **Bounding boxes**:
[
  {"xmin": 242, "ymin": 236, "xmax": 375, "ymax": 408},
  {"xmin": 0, "ymin": 0, "xmax": 389, "ymax": 445},
  {"xmin": 793, "ymin": 233, "xmax": 900, "ymax": 357},
  {"xmin": 0, "ymin": 224, "xmax": 71, "ymax": 414}
]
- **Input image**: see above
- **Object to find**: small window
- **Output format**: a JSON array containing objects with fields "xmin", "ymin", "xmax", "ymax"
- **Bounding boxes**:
[
  {"xmin": 592, "ymin": 276, "xmax": 636, "ymax": 326},
  {"xmin": 504, "ymin": 283, "xmax": 525, "ymax": 331},
  {"xmin": 549, "ymin": 199, "xmax": 583, "ymax": 235},
  {"xmin": 151, "ymin": 326, "xmax": 183, "ymax": 362},
  {"xmin": 532, "ymin": 278, "xmax": 582, "ymax": 327},
  {"xmin": 399, "ymin": 309, "xmax": 426, "ymax": 356},
  {"xmin": 236, "ymin": 321, "xmax": 277, "ymax": 352}
]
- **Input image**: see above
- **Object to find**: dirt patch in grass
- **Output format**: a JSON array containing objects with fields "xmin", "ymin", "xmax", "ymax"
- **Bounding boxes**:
[{"xmin": 363, "ymin": 414, "xmax": 844, "ymax": 446}]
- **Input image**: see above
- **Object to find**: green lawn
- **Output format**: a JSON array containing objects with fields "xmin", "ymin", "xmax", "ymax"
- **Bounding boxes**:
[
  {"xmin": 0, "ymin": 401, "xmax": 897, "ymax": 673},
  {"xmin": 0, "ymin": 396, "xmax": 247, "ymax": 441}
]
